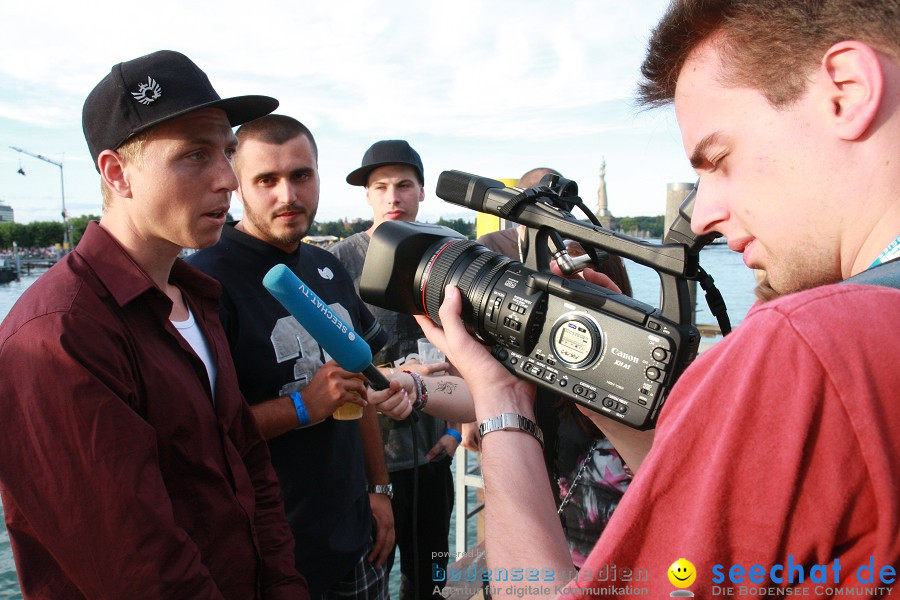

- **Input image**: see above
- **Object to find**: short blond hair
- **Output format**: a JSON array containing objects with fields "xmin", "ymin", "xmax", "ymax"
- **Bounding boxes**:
[{"xmin": 100, "ymin": 131, "xmax": 151, "ymax": 210}]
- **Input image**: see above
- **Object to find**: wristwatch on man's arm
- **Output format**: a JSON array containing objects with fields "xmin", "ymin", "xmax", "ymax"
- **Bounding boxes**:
[
  {"xmin": 367, "ymin": 484, "xmax": 394, "ymax": 499},
  {"xmin": 478, "ymin": 413, "xmax": 544, "ymax": 448}
]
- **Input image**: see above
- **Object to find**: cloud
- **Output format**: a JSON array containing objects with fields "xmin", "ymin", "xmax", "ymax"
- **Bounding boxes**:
[{"xmin": 0, "ymin": 0, "xmax": 693, "ymax": 225}]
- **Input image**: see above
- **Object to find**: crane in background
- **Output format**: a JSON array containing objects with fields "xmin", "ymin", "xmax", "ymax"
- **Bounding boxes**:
[{"xmin": 9, "ymin": 146, "xmax": 71, "ymax": 251}]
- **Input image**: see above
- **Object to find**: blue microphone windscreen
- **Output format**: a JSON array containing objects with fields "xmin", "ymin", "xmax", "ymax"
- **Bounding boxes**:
[{"xmin": 262, "ymin": 264, "xmax": 373, "ymax": 372}]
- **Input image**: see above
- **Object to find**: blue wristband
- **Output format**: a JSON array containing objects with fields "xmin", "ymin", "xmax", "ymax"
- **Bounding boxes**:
[
  {"xmin": 444, "ymin": 428, "xmax": 462, "ymax": 443},
  {"xmin": 290, "ymin": 392, "xmax": 310, "ymax": 428}
]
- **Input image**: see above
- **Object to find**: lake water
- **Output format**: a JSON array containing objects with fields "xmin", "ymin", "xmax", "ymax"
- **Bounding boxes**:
[{"xmin": 0, "ymin": 244, "xmax": 757, "ymax": 597}]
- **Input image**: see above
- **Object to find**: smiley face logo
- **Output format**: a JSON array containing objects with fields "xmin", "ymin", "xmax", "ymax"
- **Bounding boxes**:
[{"xmin": 668, "ymin": 558, "xmax": 697, "ymax": 588}]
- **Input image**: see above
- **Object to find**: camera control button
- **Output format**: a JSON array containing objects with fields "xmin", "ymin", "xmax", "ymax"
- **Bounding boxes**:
[
  {"xmin": 587, "ymin": 391, "xmax": 597, "ymax": 400},
  {"xmin": 652, "ymin": 347, "xmax": 668, "ymax": 362},
  {"xmin": 543, "ymin": 371, "xmax": 556, "ymax": 383},
  {"xmin": 573, "ymin": 384, "xmax": 584, "ymax": 395},
  {"xmin": 558, "ymin": 379, "xmax": 568, "ymax": 388},
  {"xmin": 488, "ymin": 297, "xmax": 503, "ymax": 323},
  {"xmin": 523, "ymin": 362, "xmax": 543, "ymax": 377},
  {"xmin": 509, "ymin": 357, "xmax": 518, "ymax": 365},
  {"xmin": 495, "ymin": 348, "xmax": 509, "ymax": 361},
  {"xmin": 602, "ymin": 397, "xmax": 615, "ymax": 409},
  {"xmin": 645, "ymin": 366, "xmax": 661, "ymax": 381},
  {"xmin": 503, "ymin": 316, "xmax": 522, "ymax": 331}
]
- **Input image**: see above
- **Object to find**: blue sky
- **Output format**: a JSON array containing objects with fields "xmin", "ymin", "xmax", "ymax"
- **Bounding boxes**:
[{"xmin": 0, "ymin": 0, "xmax": 695, "ymax": 226}]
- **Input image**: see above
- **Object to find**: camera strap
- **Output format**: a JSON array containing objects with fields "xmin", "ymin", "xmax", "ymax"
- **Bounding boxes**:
[{"xmin": 841, "ymin": 258, "xmax": 900, "ymax": 289}]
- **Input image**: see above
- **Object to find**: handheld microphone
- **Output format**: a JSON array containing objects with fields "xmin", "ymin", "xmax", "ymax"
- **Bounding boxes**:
[{"xmin": 262, "ymin": 264, "xmax": 390, "ymax": 390}]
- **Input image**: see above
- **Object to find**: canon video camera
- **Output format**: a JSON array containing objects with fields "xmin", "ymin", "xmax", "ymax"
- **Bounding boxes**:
[{"xmin": 360, "ymin": 170, "xmax": 725, "ymax": 430}]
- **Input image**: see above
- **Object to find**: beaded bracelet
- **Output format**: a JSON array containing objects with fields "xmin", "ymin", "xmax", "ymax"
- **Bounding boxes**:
[{"xmin": 403, "ymin": 370, "xmax": 428, "ymax": 411}]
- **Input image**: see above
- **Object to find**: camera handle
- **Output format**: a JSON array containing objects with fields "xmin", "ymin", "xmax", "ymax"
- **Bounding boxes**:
[
  {"xmin": 497, "ymin": 178, "xmax": 608, "ymax": 275},
  {"xmin": 435, "ymin": 170, "xmax": 726, "ymax": 325}
]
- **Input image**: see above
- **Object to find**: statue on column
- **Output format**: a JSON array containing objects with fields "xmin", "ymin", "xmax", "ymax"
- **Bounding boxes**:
[{"xmin": 595, "ymin": 157, "xmax": 616, "ymax": 229}]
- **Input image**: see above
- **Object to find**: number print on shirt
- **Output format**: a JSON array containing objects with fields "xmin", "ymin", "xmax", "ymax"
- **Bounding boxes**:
[{"xmin": 270, "ymin": 303, "xmax": 353, "ymax": 395}]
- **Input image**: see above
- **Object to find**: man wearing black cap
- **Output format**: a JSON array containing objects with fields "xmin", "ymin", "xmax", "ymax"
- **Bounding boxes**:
[
  {"xmin": 330, "ymin": 140, "xmax": 460, "ymax": 600},
  {"xmin": 0, "ymin": 50, "xmax": 307, "ymax": 599}
]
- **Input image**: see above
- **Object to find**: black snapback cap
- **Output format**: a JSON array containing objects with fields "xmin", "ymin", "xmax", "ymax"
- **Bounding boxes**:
[
  {"xmin": 82, "ymin": 50, "xmax": 279, "ymax": 170},
  {"xmin": 346, "ymin": 139, "xmax": 424, "ymax": 187}
]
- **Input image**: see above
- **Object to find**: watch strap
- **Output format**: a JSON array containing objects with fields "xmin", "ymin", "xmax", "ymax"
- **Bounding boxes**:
[
  {"xmin": 478, "ymin": 413, "xmax": 544, "ymax": 448},
  {"xmin": 367, "ymin": 484, "xmax": 394, "ymax": 498}
]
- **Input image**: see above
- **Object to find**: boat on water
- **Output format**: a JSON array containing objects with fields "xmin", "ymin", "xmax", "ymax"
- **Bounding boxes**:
[{"xmin": 0, "ymin": 259, "xmax": 18, "ymax": 284}]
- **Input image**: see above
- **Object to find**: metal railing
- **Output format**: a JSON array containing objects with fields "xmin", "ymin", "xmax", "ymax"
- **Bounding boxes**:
[{"xmin": 453, "ymin": 445, "xmax": 484, "ymax": 553}]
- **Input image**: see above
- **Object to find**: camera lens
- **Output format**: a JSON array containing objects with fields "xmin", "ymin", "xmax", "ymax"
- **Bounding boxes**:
[{"xmin": 419, "ymin": 239, "xmax": 513, "ymax": 341}]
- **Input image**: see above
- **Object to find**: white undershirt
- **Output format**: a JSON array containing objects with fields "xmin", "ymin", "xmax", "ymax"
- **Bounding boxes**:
[{"xmin": 171, "ymin": 306, "xmax": 217, "ymax": 403}]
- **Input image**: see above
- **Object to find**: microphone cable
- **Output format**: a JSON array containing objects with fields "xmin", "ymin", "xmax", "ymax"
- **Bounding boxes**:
[
  {"xmin": 408, "ymin": 411, "xmax": 420, "ymax": 600},
  {"xmin": 382, "ymin": 374, "xmax": 421, "ymax": 600}
]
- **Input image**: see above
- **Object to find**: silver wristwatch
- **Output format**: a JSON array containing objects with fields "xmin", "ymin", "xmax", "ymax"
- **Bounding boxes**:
[
  {"xmin": 367, "ymin": 484, "xmax": 394, "ymax": 499},
  {"xmin": 478, "ymin": 413, "xmax": 544, "ymax": 448}
]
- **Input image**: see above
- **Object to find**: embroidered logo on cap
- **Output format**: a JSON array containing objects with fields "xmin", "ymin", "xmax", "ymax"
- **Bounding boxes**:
[
  {"xmin": 318, "ymin": 267, "xmax": 334, "ymax": 280},
  {"xmin": 131, "ymin": 76, "xmax": 162, "ymax": 105}
]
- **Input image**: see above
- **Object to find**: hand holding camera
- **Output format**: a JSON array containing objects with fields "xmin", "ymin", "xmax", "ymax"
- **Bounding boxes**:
[{"xmin": 361, "ymin": 171, "xmax": 723, "ymax": 430}]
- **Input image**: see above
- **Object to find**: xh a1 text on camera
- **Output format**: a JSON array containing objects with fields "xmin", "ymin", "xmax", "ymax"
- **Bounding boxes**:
[{"xmin": 360, "ymin": 170, "xmax": 727, "ymax": 430}]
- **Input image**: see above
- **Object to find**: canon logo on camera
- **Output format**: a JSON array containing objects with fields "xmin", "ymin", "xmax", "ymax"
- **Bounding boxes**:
[{"xmin": 611, "ymin": 347, "xmax": 640, "ymax": 364}]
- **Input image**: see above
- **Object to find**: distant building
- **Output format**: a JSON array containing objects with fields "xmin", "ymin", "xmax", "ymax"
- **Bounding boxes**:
[
  {"xmin": 0, "ymin": 202, "xmax": 14, "ymax": 223},
  {"xmin": 594, "ymin": 158, "xmax": 617, "ymax": 230},
  {"xmin": 305, "ymin": 235, "xmax": 339, "ymax": 247}
]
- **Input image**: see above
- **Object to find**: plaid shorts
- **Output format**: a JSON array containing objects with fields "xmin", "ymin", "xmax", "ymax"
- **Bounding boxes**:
[{"xmin": 322, "ymin": 538, "xmax": 388, "ymax": 600}]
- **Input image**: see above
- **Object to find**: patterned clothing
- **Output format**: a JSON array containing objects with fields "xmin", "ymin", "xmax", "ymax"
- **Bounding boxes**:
[
  {"xmin": 556, "ymin": 435, "xmax": 631, "ymax": 567},
  {"xmin": 323, "ymin": 538, "xmax": 389, "ymax": 600}
]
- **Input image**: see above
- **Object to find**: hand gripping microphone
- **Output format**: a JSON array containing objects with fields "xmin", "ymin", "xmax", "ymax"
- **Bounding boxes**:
[{"xmin": 262, "ymin": 264, "xmax": 390, "ymax": 391}]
